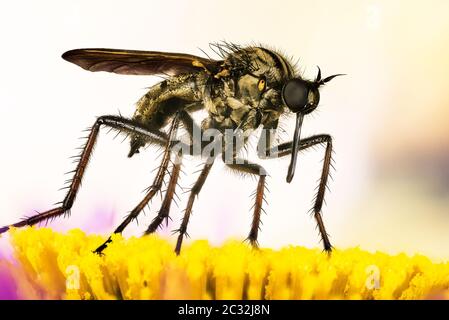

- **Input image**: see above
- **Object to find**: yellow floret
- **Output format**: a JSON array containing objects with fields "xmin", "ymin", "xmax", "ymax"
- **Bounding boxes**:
[{"xmin": 6, "ymin": 227, "xmax": 449, "ymax": 300}]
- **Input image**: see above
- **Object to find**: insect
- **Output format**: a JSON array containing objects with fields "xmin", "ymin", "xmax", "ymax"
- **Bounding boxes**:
[{"xmin": 0, "ymin": 43, "xmax": 343, "ymax": 254}]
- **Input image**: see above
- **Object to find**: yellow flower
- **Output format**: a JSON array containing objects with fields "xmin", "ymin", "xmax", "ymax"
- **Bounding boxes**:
[{"xmin": 5, "ymin": 227, "xmax": 449, "ymax": 300}]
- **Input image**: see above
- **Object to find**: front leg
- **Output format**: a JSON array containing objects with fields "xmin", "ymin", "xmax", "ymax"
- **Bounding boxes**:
[
  {"xmin": 260, "ymin": 134, "xmax": 333, "ymax": 252},
  {"xmin": 226, "ymin": 157, "xmax": 268, "ymax": 247}
]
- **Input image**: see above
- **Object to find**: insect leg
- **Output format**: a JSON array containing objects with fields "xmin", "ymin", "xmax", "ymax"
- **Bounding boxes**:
[
  {"xmin": 174, "ymin": 158, "xmax": 215, "ymax": 255},
  {"xmin": 0, "ymin": 115, "xmax": 168, "ymax": 235},
  {"xmin": 93, "ymin": 114, "xmax": 181, "ymax": 254},
  {"xmin": 145, "ymin": 150, "xmax": 182, "ymax": 233},
  {"xmin": 145, "ymin": 110, "xmax": 203, "ymax": 233},
  {"xmin": 226, "ymin": 159, "xmax": 268, "ymax": 248},
  {"xmin": 261, "ymin": 134, "xmax": 333, "ymax": 252}
]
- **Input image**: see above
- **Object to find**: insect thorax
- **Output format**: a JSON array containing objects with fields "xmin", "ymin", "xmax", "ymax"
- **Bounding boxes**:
[
  {"xmin": 129, "ymin": 46, "xmax": 295, "ymax": 156},
  {"xmin": 202, "ymin": 47, "xmax": 295, "ymax": 134}
]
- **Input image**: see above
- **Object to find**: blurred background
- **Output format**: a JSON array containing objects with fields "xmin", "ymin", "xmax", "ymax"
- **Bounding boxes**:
[{"xmin": 0, "ymin": 0, "xmax": 448, "ymax": 260}]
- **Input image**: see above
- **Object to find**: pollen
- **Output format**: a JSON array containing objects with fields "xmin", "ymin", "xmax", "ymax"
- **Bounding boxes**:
[{"xmin": 4, "ymin": 227, "xmax": 449, "ymax": 300}]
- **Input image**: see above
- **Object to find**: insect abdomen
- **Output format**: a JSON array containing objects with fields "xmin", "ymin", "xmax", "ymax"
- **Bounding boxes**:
[{"xmin": 128, "ymin": 73, "xmax": 205, "ymax": 156}]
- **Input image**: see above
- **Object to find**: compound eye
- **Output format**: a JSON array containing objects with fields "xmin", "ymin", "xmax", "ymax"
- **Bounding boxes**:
[{"xmin": 282, "ymin": 79, "xmax": 309, "ymax": 113}]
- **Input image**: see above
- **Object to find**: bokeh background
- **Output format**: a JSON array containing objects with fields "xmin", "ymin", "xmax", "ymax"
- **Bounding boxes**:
[{"xmin": 0, "ymin": 0, "xmax": 448, "ymax": 260}]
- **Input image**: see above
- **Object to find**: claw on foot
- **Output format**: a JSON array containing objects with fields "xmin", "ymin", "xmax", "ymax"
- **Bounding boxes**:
[{"xmin": 93, "ymin": 237, "xmax": 112, "ymax": 255}]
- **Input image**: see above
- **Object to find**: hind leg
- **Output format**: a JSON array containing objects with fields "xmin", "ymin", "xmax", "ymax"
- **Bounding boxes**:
[
  {"xmin": 93, "ymin": 114, "xmax": 182, "ymax": 254},
  {"xmin": 144, "ymin": 110, "xmax": 204, "ymax": 234},
  {"xmin": 0, "ymin": 115, "xmax": 170, "ymax": 234},
  {"xmin": 145, "ymin": 150, "xmax": 183, "ymax": 234},
  {"xmin": 174, "ymin": 158, "xmax": 215, "ymax": 255}
]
